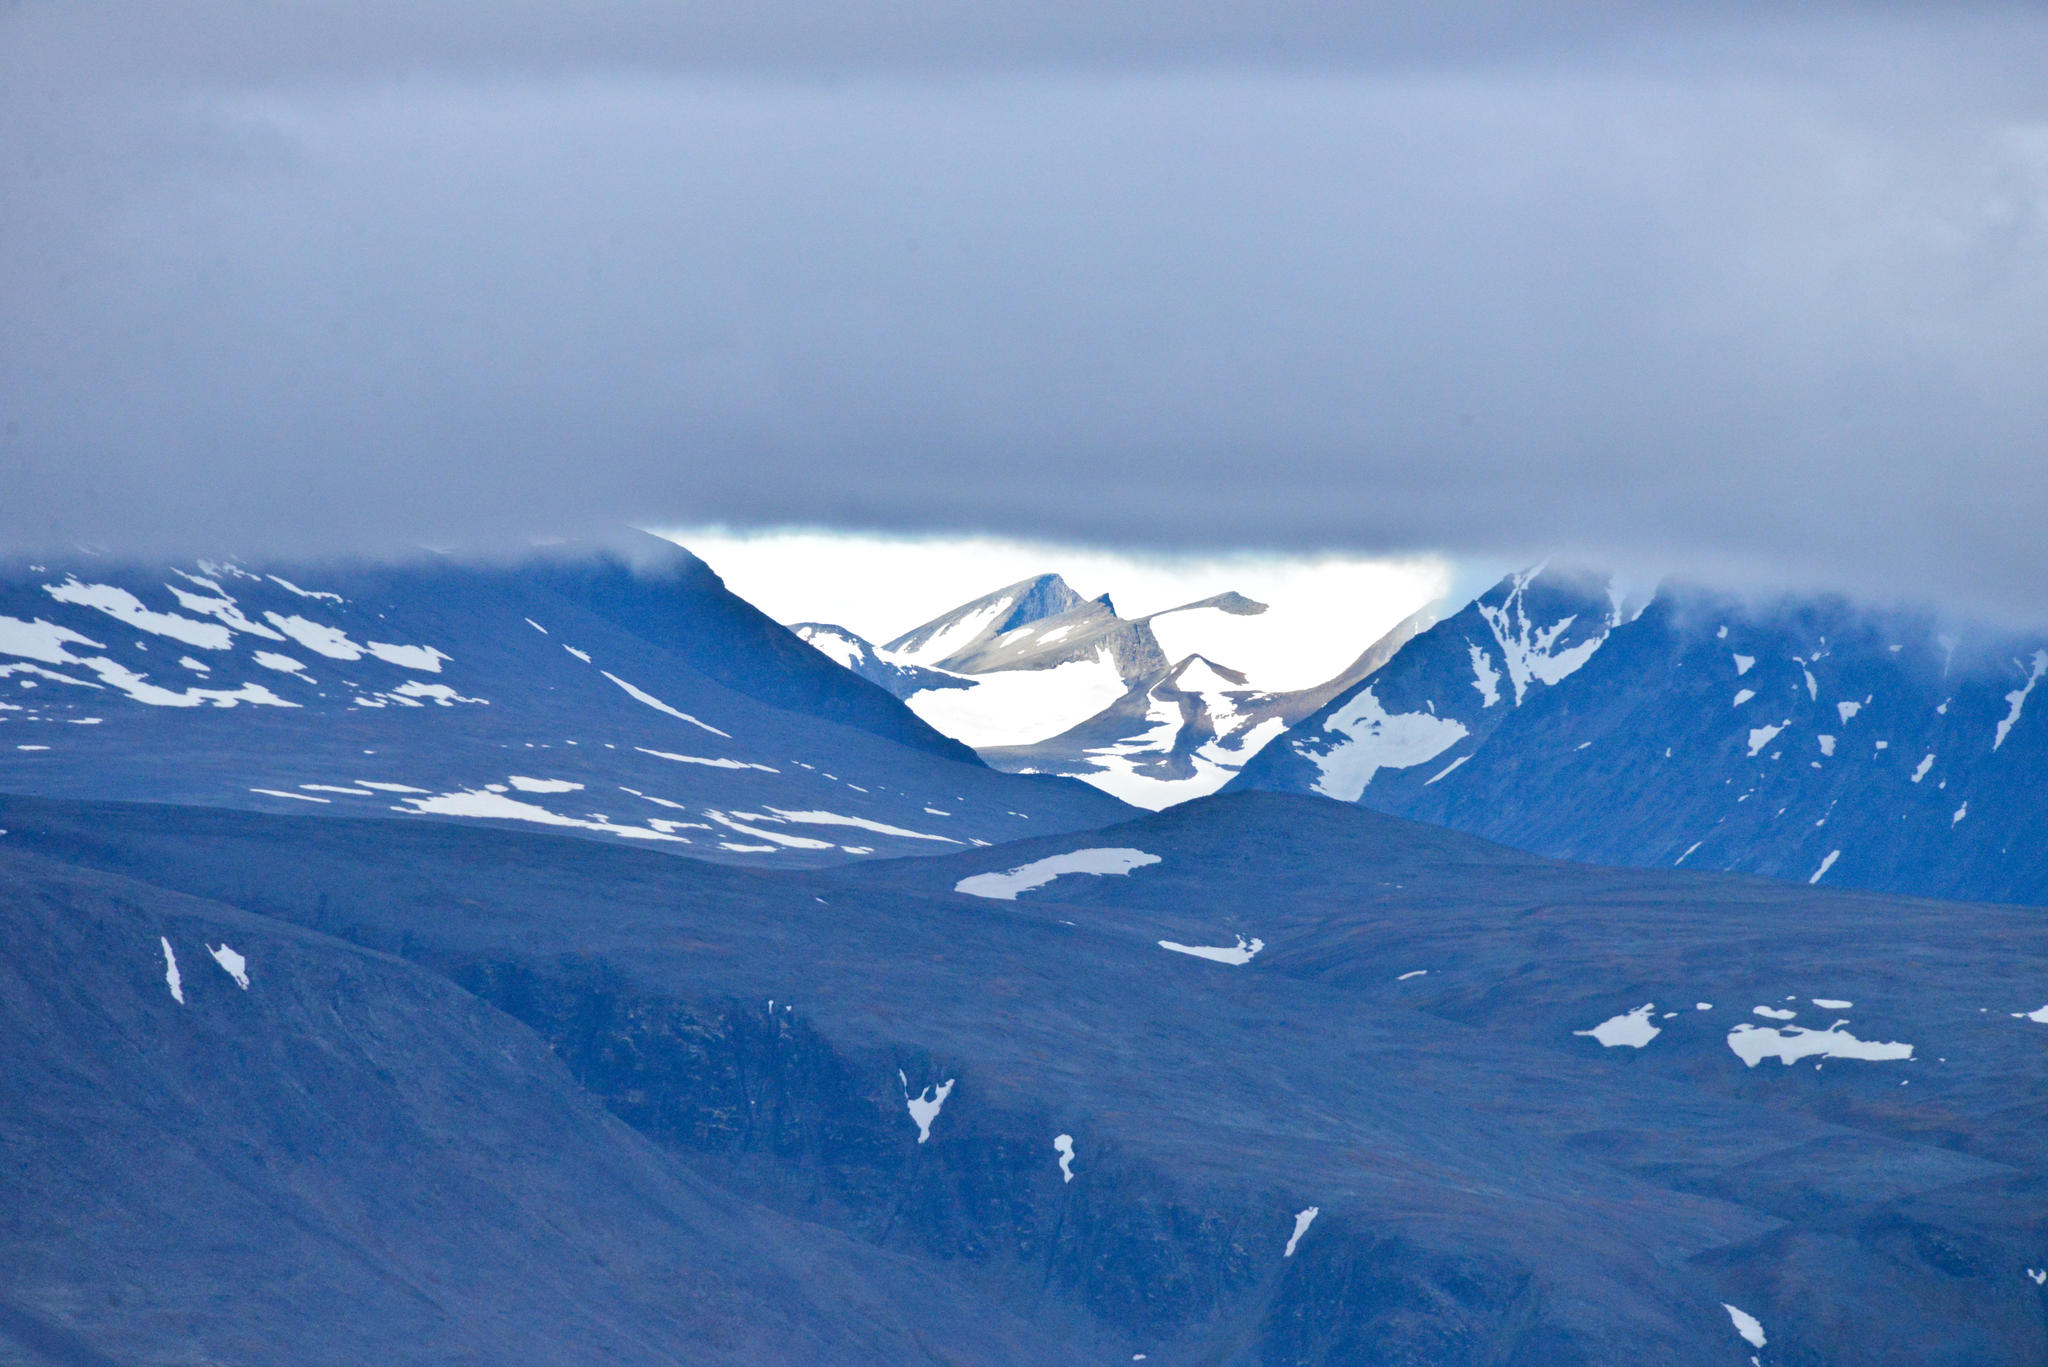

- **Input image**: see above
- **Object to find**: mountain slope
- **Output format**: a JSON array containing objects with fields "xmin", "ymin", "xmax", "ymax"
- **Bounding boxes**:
[
  {"xmin": 1234, "ymin": 568, "xmax": 2048, "ymax": 906},
  {"xmin": 9, "ymin": 788, "xmax": 2048, "ymax": 1364},
  {"xmin": 0, "ymin": 536, "xmax": 1129, "ymax": 865},
  {"xmin": 0, "ymin": 843, "xmax": 1062, "ymax": 1366}
]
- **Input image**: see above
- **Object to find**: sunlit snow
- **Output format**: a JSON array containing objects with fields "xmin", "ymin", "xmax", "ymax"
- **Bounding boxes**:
[{"xmin": 904, "ymin": 652, "xmax": 1127, "ymax": 748}]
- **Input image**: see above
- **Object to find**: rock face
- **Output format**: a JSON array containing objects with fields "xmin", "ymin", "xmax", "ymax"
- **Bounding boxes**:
[
  {"xmin": 1233, "ymin": 565, "xmax": 2048, "ymax": 907},
  {"xmin": 0, "ymin": 533, "xmax": 1130, "ymax": 865},
  {"xmin": 796, "ymin": 578, "xmax": 1437, "ymax": 809},
  {"xmin": 10, "ymin": 788, "xmax": 2048, "ymax": 1365}
]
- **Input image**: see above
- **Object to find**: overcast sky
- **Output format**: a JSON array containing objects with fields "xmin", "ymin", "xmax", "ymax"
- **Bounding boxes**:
[{"xmin": 6, "ymin": 3, "xmax": 2047, "ymax": 620}]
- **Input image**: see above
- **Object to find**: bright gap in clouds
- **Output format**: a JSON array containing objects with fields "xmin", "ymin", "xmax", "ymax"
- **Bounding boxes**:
[{"xmin": 659, "ymin": 526, "xmax": 1456, "ymax": 693}]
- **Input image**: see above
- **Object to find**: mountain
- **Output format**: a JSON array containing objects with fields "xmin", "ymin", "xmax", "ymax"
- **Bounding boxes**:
[
  {"xmin": 1233, "ymin": 565, "xmax": 2048, "ymax": 906},
  {"xmin": 0, "ymin": 534, "xmax": 1129, "ymax": 865},
  {"xmin": 9, "ymin": 787, "xmax": 2047, "ymax": 1364},
  {"xmin": 985, "ymin": 602, "xmax": 1438, "ymax": 808},
  {"xmin": 794, "ymin": 578, "xmax": 1435, "ymax": 808}
]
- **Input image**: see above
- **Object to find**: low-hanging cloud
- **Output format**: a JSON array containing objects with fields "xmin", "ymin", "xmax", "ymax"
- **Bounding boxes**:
[{"xmin": 5, "ymin": 3, "xmax": 2047, "ymax": 620}]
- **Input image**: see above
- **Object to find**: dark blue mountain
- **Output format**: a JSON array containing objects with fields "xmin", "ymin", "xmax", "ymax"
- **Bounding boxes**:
[
  {"xmin": 6, "ymin": 788, "xmax": 2046, "ymax": 1364},
  {"xmin": 1232, "ymin": 566, "xmax": 2048, "ymax": 906},
  {"xmin": 0, "ymin": 534, "xmax": 1128, "ymax": 864}
]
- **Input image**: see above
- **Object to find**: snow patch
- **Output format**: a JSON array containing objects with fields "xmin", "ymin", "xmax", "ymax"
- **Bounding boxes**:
[
  {"xmin": 208, "ymin": 943, "xmax": 250, "ymax": 990},
  {"xmin": 1305, "ymin": 686, "xmax": 1468, "ymax": 801},
  {"xmin": 1054, "ymin": 1134, "xmax": 1076, "ymax": 1182},
  {"xmin": 955, "ymin": 848, "xmax": 1161, "ymax": 899},
  {"xmin": 1158, "ymin": 935, "xmax": 1263, "ymax": 966},
  {"xmin": 1809, "ymin": 849, "xmax": 1841, "ymax": 884},
  {"xmin": 267, "ymin": 575, "xmax": 343, "ymax": 603},
  {"xmin": 1722, "ymin": 1304, "xmax": 1766, "ymax": 1349},
  {"xmin": 1574, "ymin": 1003, "xmax": 1660, "ymax": 1048},
  {"xmin": 1284, "ymin": 1207, "xmax": 1319, "ymax": 1258},
  {"xmin": 160, "ymin": 937, "xmax": 184, "ymax": 1004},
  {"xmin": 43, "ymin": 579, "xmax": 232, "ymax": 649},
  {"xmin": 1747, "ymin": 722, "xmax": 1786, "ymax": 757},
  {"xmin": 1468, "ymin": 643, "xmax": 1501, "ymax": 707},
  {"xmin": 1732, "ymin": 653, "xmax": 1754, "ymax": 675},
  {"xmin": 901, "ymin": 1073, "xmax": 955, "ymax": 1143},
  {"xmin": 1995, "ymin": 650, "xmax": 2048, "ymax": 750},
  {"xmin": 395, "ymin": 788, "xmax": 693, "ymax": 844},
  {"xmin": 761, "ymin": 808, "xmax": 960, "ymax": 842},
  {"xmin": 1425, "ymin": 754, "xmax": 1471, "ymax": 785},
  {"xmin": 602, "ymin": 671, "xmax": 728, "ymax": 735},
  {"xmin": 508, "ymin": 776, "xmax": 584, "ymax": 793},
  {"xmin": 634, "ymin": 746, "xmax": 777, "ymax": 773},
  {"xmin": 1727, "ymin": 1021, "xmax": 1912, "ymax": 1066}
]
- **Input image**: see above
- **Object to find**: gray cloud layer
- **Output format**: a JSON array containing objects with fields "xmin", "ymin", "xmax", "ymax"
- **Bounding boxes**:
[{"xmin": 5, "ymin": 4, "xmax": 2048, "ymax": 618}]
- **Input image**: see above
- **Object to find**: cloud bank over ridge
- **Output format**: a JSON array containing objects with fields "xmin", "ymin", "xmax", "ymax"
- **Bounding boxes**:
[{"xmin": 5, "ymin": 3, "xmax": 2046, "ymax": 618}]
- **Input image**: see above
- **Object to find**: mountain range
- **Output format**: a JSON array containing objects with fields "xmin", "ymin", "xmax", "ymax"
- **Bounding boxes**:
[
  {"xmin": 9, "ymin": 535, "xmax": 2048, "ymax": 1365},
  {"xmin": 795, "ymin": 575, "xmax": 1431, "ymax": 808},
  {"xmin": 1231, "ymin": 564, "xmax": 2048, "ymax": 906},
  {"xmin": 0, "ymin": 534, "xmax": 1128, "ymax": 865}
]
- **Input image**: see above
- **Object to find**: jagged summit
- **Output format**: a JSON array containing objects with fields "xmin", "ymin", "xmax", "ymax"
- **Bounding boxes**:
[{"xmin": 882, "ymin": 573, "xmax": 1090, "ymax": 668}]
